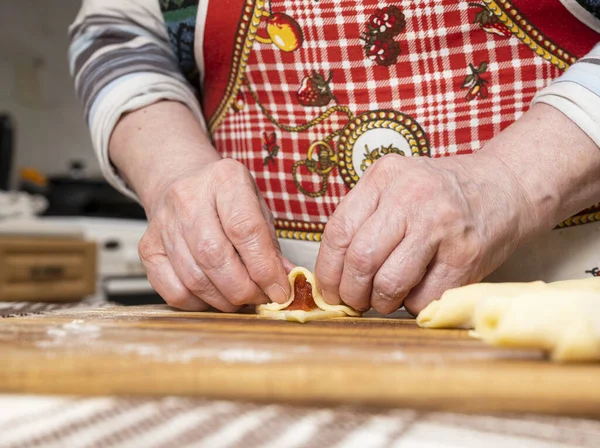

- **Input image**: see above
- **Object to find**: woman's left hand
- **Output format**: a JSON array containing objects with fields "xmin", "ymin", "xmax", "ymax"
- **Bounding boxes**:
[{"xmin": 314, "ymin": 104, "xmax": 600, "ymax": 315}]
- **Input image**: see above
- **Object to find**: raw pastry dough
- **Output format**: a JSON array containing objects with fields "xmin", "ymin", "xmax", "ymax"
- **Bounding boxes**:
[
  {"xmin": 416, "ymin": 281, "xmax": 545, "ymax": 329},
  {"xmin": 417, "ymin": 277, "xmax": 600, "ymax": 362},
  {"xmin": 417, "ymin": 277, "xmax": 600, "ymax": 329},
  {"xmin": 474, "ymin": 291, "xmax": 600, "ymax": 362},
  {"xmin": 257, "ymin": 267, "xmax": 360, "ymax": 323}
]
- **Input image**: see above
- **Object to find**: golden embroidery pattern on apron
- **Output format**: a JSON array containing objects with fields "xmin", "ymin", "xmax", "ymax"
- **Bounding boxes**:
[{"xmin": 482, "ymin": 0, "xmax": 577, "ymax": 70}]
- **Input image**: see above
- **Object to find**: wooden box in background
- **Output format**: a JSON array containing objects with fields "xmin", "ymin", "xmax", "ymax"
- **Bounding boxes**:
[{"xmin": 0, "ymin": 238, "xmax": 97, "ymax": 302}]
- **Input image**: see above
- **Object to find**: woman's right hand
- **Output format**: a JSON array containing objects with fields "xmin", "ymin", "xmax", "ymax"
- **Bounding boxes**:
[
  {"xmin": 138, "ymin": 158, "xmax": 292, "ymax": 311},
  {"xmin": 108, "ymin": 101, "xmax": 291, "ymax": 312}
]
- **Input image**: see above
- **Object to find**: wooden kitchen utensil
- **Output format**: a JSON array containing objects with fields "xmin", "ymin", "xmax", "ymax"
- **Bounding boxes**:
[
  {"xmin": 2, "ymin": 305, "xmax": 599, "ymax": 416},
  {"xmin": 0, "ymin": 237, "xmax": 96, "ymax": 302}
]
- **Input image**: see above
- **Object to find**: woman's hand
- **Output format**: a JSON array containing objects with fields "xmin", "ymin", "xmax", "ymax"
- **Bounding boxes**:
[
  {"xmin": 315, "ymin": 153, "xmax": 532, "ymax": 316},
  {"xmin": 138, "ymin": 159, "xmax": 292, "ymax": 311},
  {"xmin": 109, "ymin": 101, "xmax": 291, "ymax": 311},
  {"xmin": 315, "ymin": 104, "xmax": 600, "ymax": 315}
]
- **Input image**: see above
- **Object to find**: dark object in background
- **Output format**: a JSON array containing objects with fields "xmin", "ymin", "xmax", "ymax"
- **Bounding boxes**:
[
  {"xmin": 108, "ymin": 294, "xmax": 166, "ymax": 306},
  {"xmin": 40, "ymin": 160, "xmax": 146, "ymax": 220},
  {"xmin": 67, "ymin": 159, "xmax": 86, "ymax": 179},
  {"xmin": 103, "ymin": 275, "xmax": 166, "ymax": 306},
  {"xmin": 0, "ymin": 114, "xmax": 14, "ymax": 191}
]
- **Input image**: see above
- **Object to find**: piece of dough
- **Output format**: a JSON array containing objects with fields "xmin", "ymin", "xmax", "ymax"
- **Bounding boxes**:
[
  {"xmin": 416, "ymin": 277, "xmax": 600, "ymax": 362},
  {"xmin": 417, "ymin": 277, "xmax": 600, "ymax": 329},
  {"xmin": 257, "ymin": 267, "xmax": 360, "ymax": 323},
  {"xmin": 474, "ymin": 291, "xmax": 600, "ymax": 362}
]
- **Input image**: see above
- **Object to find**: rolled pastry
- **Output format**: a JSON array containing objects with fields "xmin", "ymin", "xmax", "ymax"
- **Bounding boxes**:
[
  {"xmin": 416, "ymin": 277, "xmax": 600, "ymax": 362},
  {"xmin": 474, "ymin": 291, "xmax": 600, "ymax": 362},
  {"xmin": 417, "ymin": 277, "xmax": 600, "ymax": 329},
  {"xmin": 257, "ymin": 267, "xmax": 360, "ymax": 323}
]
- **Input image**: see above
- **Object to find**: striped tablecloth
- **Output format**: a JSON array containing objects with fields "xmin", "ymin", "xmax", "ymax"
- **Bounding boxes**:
[{"xmin": 1, "ymin": 301, "xmax": 600, "ymax": 448}]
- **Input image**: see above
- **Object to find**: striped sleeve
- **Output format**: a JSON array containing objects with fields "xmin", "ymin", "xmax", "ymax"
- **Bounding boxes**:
[
  {"xmin": 533, "ymin": 42, "xmax": 600, "ymax": 148},
  {"xmin": 68, "ymin": 0, "xmax": 206, "ymax": 201}
]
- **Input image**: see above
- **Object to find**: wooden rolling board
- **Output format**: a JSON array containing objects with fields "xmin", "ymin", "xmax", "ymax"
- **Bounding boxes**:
[{"xmin": 1, "ymin": 305, "xmax": 600, "ymax": 416}]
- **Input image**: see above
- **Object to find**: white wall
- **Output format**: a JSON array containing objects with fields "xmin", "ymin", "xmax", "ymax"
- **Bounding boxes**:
[{"xmin": 0, "ymin": 0, "xmax": 100, "ymax": 184}]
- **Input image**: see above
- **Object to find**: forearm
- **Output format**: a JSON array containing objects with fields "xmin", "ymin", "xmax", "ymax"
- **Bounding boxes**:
[
  {"xmin": 109, "ymin": 101, "xmax": 221, "ymax": 214},
  {"xmin": 475, "ymin": 102, "xmax": 600, "ymax": 233},
  {"xmin": 69, "ymin": 0, "xmax": 210, "ymax": 207}
]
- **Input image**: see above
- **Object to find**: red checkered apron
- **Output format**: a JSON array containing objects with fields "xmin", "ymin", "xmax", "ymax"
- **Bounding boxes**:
[{"xmin": 201, "ymin": 0, "xmax": 600, "ymax": 240}]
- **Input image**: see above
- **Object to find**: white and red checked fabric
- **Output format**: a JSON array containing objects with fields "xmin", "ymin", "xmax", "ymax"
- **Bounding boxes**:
[{"xmin": 207, "ymin": 0, "xmax": 597, "ymax": 230}]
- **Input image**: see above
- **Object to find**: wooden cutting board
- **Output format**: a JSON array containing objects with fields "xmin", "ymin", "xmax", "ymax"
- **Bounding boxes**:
[{"xmin": 2, "ymin": 305, "xmax": 600, "ymax": 416}]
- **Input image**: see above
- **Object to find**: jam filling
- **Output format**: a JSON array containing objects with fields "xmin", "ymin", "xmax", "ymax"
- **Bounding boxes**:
[{"xmin": 286, "ymin": 273, "xmax": 318, "ymax": 311}]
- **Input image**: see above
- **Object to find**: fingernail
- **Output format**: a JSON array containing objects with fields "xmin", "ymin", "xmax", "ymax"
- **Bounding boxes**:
[
  {"xmin": 322, "ymin": 290, "xmax": 341, "ymax": 305},
  {"xmin": 265, "ymin": 283, "xmax": 289, "ymax": 304}
]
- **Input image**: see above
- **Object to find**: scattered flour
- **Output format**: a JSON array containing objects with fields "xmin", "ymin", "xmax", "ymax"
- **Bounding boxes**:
[
  {"xmin": 37, "ymin": 319, "xmax": 102, "ymax": 348},
  {"xmin": 217, "ymin": 348, "xmax": 275, "ymax": 363}
]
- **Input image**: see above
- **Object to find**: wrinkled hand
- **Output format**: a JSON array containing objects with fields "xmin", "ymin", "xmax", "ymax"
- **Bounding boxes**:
[
  {"xmin": 139, "ymin": 159, "xmax": 291, "ymax": 311},
  {"xmin": 315, "ymin": 152, "xmax": 537, "ymax": 315}
]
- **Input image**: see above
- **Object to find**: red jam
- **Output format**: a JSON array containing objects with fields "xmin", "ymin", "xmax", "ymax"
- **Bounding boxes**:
[{"xmin": 286, "ymin": 274, "xmax": 317, "ymax": 311}]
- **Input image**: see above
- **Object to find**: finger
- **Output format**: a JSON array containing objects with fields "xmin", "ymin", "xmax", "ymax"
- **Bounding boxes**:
[
  {"xmin": 315, "ymin": 175, "xmax": 382, "ymax": 305},
  {"xmin": 371, "ymin": 234, "xmax": 438, "ymax": 314},
  {"xmin": 256, "ymin": 193, "xmax": 295, "ymax": 275},
  {"xmin": 166, "ymin": 234, "xmax": 252, "ymax": 312},
  {"xmin": 138, "ymin": 231, "xmax": 209, "ymax": 311},
  {"xmin": 256, "ymin": 193, "xmax": 279, "ymax": 244},
  {"xmin": 338, "ymin": 208, "xmax": 405, "ymax": 311},
  {"xmin": 217, "ymin": 184, "xmax": 290, "ymax": 304},
  {"xmin": 281, "ymin": 256, "xmax": 296, "ymax": 274},
  {"xmin": 178, "ymin": 217, "xmax": 268, "ymax": 309},
  {"xmin": 402, "ymin": 261, "xmax": 466, "ymax": 316},
  {"xmin": 145, "ymin": 254, "xmax": 210, "ymax": 311}
]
